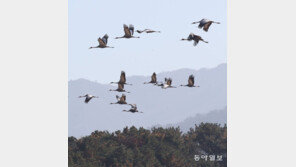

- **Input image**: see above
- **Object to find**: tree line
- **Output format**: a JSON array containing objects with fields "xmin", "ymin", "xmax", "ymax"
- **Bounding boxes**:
[{"xmin": 69, "ymin": 123, "xmax": 227, "ymax": 167}]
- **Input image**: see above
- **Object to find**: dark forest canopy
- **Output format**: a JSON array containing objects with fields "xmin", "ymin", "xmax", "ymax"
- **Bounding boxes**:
[{"xmin": 69, "ymin": 123, "xmax": 227, "ymax": 167}]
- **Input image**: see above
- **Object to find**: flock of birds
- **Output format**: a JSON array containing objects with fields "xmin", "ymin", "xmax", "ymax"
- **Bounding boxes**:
[
  {"xmin": 89, "ymin": 18, "xmax": 220, "ymax": 49},
  {"xmin": 80, "ymin": 18, "xmax": 220, "ymax": 113},
  {"xmin": 79, "ymin": 71, "xmax": 199, "ymax": 113}
]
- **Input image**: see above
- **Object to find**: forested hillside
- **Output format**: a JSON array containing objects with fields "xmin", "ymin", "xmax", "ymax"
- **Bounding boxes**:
[{"xmin": 69, "ymin": 123, "xmax": 227, "ymax": 167}]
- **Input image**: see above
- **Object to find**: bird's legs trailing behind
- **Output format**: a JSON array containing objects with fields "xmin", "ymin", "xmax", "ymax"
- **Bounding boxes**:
[{"xmin": 200, "ymin": 39, "xmax": 208, "ymax": 43}]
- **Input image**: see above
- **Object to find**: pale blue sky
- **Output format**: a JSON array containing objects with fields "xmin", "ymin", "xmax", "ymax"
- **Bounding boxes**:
[{"xmin": 69, "ymin": 0, "xmax": 226, "ymax": 83}]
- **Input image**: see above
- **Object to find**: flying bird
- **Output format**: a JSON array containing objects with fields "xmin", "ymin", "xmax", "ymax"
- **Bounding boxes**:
[
  {"xmin": 192, "ymin": 19, "xmax": 220, "ymax": 32},
  {"xmin": 157, "ymin": 78, "xmax": 176, "ymax": 89},
  {"xmin": 136, "ymin": 29, "xmax": 161, "ymax": 34},
  {"xmin": 123, "ymin": 104, "xmax": 143, "ymax": 113},
  {"xmin": 109, "ymin": 83, "xmax": 130, "ymax": 93},
  {"xmin": 110, "ymin": 71, "xmax": 132, "ymax": 85},
  {"xmin": 110, "ymin": 94, "xmax": 128, "ymax": 105},
  {"xmin": 180, "ymin": 75, "xmax": 200, "ymax": 87},
  {"xmin": 115, "ymin": 24, "xmax": 140, "ymax": 39},
  {"xmin": 78, "ymin": 94, "xmax": 98, "ymax": 103},
  {"xmin": 89, "ymin": 34, "xmax": 114, "ymax": 49},
  {"xmin": 143, "ymin": 72, "xmax": 157, "ymax": 84},
  {"xmin": 181, "ymin": 33, "xmax": 208, "ymax": 46}
]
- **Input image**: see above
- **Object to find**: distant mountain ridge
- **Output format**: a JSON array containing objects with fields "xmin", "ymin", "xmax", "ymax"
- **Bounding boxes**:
[
  {"xmin": 69, "ymin": 63, "xmax": 226, "ymax": 137},
  {"xmin": 162, "ymin": 107, "xmax": 227, "ymax": 132}
]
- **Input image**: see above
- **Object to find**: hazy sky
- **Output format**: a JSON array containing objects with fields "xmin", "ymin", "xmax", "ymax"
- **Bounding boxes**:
[{"xmin": 69, "ymin": 0, "xmax": 226, "ymax": 83}]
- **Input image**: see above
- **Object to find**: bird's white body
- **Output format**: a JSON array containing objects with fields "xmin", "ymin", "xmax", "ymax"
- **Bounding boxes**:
[
  {"xmin": 86, "ymin": 94, "xmax": 93, "ymax": 98},
  {"xmin": 89, "ymin": 34, "xmax": 113, "ymax": 49},
  {"xmin": 200, "ymin": 19, "xmax": 209, "ymax": 24},
  {"xmin": 162, "ymin": 84, "xmax": 169, "ymax": 89},
  {"xmin": 123, "ymin": 104, "xmax": 142, "ymax": 113},
  {"xmin": 192, "ymin": 18, "xmax": 220, "ymax": 32},
  {"xmin": 198, "ymin": 19, "xmax": 210, "ymax": 28},
  {"xmin": 79, "ymin": 94, "xmax": 98, "ymax": 103},
  {"xmin": 116, "ymin": 95, "xmax": 120, "ymax": 101},
  {"xmin": 115, "ymin": 24, "xmax": 140, "ymax": 39}
]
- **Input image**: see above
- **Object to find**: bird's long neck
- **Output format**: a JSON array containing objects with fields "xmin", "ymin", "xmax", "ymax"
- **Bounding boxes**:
[{"xmin": 213, "ymin": 22, "xmax": 220, "ymax": 24}]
